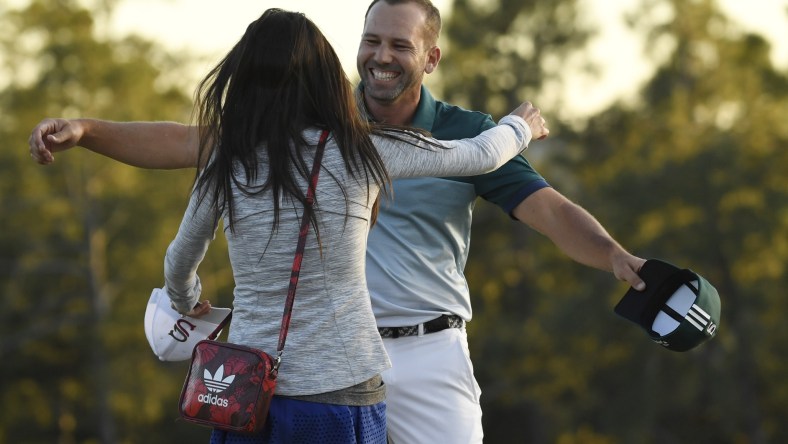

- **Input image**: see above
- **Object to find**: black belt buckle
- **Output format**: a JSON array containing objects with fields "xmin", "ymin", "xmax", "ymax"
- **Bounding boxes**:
[{"xmin": 423, "ymin": 314, "xmax": 452, "ymax": 334}]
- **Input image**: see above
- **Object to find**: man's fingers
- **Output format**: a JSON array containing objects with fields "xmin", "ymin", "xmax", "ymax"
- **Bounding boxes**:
[
  {"xmin": 630, "ymin": 276, "xmax": 646, "ymax": 291},
  {"xmin": 28, "ymin": 120, "xmax": 59, "ymax": 164},
  {"xmin": 623, "ymin": 265, "xmax": 646, "ymax": 291},
  {"xmin": 46, "ymin": 130, "xmax": 71, "ymax": 147},
  {"xmin": 29, "ymin": 130, "xmax": 53, "ymax": 164}
]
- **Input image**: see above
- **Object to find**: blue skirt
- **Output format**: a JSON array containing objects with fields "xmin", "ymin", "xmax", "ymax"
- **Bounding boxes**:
[{"xmin": 209, "ymin": 396, "xmax": 387, "ymax": 444}]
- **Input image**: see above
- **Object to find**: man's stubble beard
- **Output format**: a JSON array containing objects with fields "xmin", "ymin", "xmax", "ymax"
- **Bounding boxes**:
[
  {"xmin": 364, "ymin": 81, "xmax": 406, "ymax": 104},
  {"xmin": 360, "ymin": 65, "xmax": 424, "ymax": 105}
]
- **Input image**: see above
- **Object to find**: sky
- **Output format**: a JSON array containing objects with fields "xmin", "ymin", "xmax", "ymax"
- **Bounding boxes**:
[{"xmin": 104, "ymin": 0, "xmax": 788, "ymax": 118}]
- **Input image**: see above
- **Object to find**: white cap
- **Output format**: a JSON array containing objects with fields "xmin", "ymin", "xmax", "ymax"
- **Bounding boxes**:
[{"xmin": 144, "ymin": 288, "xmax": 232, "ymax": 362}]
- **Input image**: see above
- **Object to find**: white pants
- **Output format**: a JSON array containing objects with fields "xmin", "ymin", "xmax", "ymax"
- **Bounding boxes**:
[{"xmin": 382, "ymin": 327, "xmax": 483, "ymax": 444}]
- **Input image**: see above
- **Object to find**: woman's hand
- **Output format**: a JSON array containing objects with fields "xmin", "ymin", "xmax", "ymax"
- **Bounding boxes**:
[
  {"xmin": 186, "ymin": 300, "xmax": 213, "ymax": 317},
  {"xmin": 510, "ymin": 101, "xmax": 549, "ymax": 141}
]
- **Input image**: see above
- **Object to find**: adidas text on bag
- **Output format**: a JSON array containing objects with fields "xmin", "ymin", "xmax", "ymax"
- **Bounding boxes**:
[{"xmin": 179, "ymin": 340, "xmax": 278, "ymax": 434}]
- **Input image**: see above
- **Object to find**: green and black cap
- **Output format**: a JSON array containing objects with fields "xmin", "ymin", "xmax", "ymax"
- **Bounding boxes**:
[{"xmin": 615, "ymin": 259, "xmax": 720, "ymax": 352}]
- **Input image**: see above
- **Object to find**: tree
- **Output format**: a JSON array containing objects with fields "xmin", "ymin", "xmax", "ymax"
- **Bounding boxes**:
[
  {"xmin": 0, "ymin": 1, "xmax": 232, "ymax": 442},
  {"xmin": 563, "ymin": 1, "xmax": 788, "ymax": 441},
  {"xmin": 437, "ymin": 0, "xmax": 595, "ymax": 117},
  {"xmin": 443, "ymin": 0, "xmax": 788, "ymax": 442}
]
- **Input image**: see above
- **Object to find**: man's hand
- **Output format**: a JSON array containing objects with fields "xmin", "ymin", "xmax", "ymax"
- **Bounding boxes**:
[
  {"xmin": 514, "ymin": 188, "xmax": 646, "ymax": 290},
  {"xmin": 611, "ymin": 252, "xmax": 647, "ymax": 291},
  {"xmin": 510, "ymin": 101, "xmax": 549, "ymax": 141},
  {"xmin": 28, "ymin": 118, "xmax": 84, "ymax": 165}
]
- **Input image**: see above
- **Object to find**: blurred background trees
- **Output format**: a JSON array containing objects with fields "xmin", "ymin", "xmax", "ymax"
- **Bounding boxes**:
[
  {"xmin": 0, "ymin": 0, "xmax": 232, "ymax": 442},
  {"xmin": 444, "ymin": 0, "xmax": 788, "ymax": 443},
  {"xmin": 1, "ymin": 0, "xmax": 786, "ymax": 442}
]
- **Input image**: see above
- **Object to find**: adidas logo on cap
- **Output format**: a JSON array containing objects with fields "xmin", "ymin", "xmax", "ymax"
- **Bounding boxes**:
[{"xmin": 615, "ymin": 259, "xmax": 721, "ymax": 352}]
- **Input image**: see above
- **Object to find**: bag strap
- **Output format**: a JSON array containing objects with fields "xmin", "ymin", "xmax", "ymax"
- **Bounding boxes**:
[
  {"xmin": 273, "ymin": 129, "xmax": 329, "ymax": 372},
  {"xmin": 207, "ymin": 311, "xmax": 233, "ymax": 340}
]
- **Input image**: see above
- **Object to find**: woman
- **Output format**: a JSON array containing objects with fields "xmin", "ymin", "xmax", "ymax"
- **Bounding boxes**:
[{"xmin": 164, "ymin": 8, "xmax": 547, "ymax": 443}]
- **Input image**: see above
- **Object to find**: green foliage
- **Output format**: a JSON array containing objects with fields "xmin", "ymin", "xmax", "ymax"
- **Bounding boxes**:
[
  {"xmin": 0, "ymin": 1, "xmax": 230, "ymax": 442},
  {"xmin": 452, "ymin": 0, "xmax": 788, "ymax": 442},
  {"xmin": 438, "ymin": 0, "xmax": 594, "ymax": 117}
]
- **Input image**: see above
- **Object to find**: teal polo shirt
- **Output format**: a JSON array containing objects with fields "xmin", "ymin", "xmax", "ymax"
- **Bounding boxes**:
[{"xmin": 365, "ymin": 86, "xmax": 550, "ymax": 326}]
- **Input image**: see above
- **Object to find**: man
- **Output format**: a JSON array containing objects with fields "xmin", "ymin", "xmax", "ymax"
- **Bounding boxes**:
[
  {"xmin": 355, "ymin": 2, "xmax": 644, "ymax": 442},
  {"xmin": 29, "ymin": 1, "xmax": 645, "ymax": 442}
]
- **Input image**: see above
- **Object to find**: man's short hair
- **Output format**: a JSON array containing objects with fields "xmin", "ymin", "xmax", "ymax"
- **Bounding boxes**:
[{"xmin": 365, "ymin": 0, "xmax": 442, "ymax": 46}]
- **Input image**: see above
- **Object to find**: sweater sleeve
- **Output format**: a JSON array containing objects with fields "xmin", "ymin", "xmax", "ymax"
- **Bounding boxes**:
[
  {"xmin": 163, "ymin": 190, "xmax": 218, "ymax": 314},
  {"xmin": 375, "ymin": 115, "xmax": 532, "ymax": 179}
]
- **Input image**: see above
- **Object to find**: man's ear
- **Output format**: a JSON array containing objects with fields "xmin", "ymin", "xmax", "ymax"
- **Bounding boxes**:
[{"xmin": 425, "ymin": 46, "xmax": 441, "ymax": 74}]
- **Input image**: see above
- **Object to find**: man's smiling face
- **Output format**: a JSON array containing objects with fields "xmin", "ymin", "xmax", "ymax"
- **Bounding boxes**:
[{"xmin": 357, "ymin": 1, "xmax": 437, "ymax": 106}]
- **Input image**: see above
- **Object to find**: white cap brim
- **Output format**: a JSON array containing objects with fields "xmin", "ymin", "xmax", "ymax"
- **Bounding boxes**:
[{"xmin": 144, "ymin": 288, "xmax": 231, "ymax": 361}]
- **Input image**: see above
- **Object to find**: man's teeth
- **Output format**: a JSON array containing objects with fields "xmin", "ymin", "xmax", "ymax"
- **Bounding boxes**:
[{"xmin": 372, "ymin": 70, "xmax": 397, "ymax": 80}]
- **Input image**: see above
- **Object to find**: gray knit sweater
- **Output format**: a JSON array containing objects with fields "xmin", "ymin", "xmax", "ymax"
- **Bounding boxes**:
[{"xmin": 164, "ymin": 115, "xmax": 530, "ymax": 399}]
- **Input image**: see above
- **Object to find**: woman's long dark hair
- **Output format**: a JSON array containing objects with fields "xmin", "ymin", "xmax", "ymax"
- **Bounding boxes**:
[{"xmin": 193, "ymin": 8, "xmax": 390, "ymax": 236}]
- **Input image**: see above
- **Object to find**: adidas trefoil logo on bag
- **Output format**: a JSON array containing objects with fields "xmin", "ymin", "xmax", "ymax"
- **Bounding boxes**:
[
  {"xmin": 204, "ymin": 365, "xmax": 235, "ymax": 392},
  {"xmin": 197, "ymin": 365, "xmax": 236, "ymax": 407}
]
